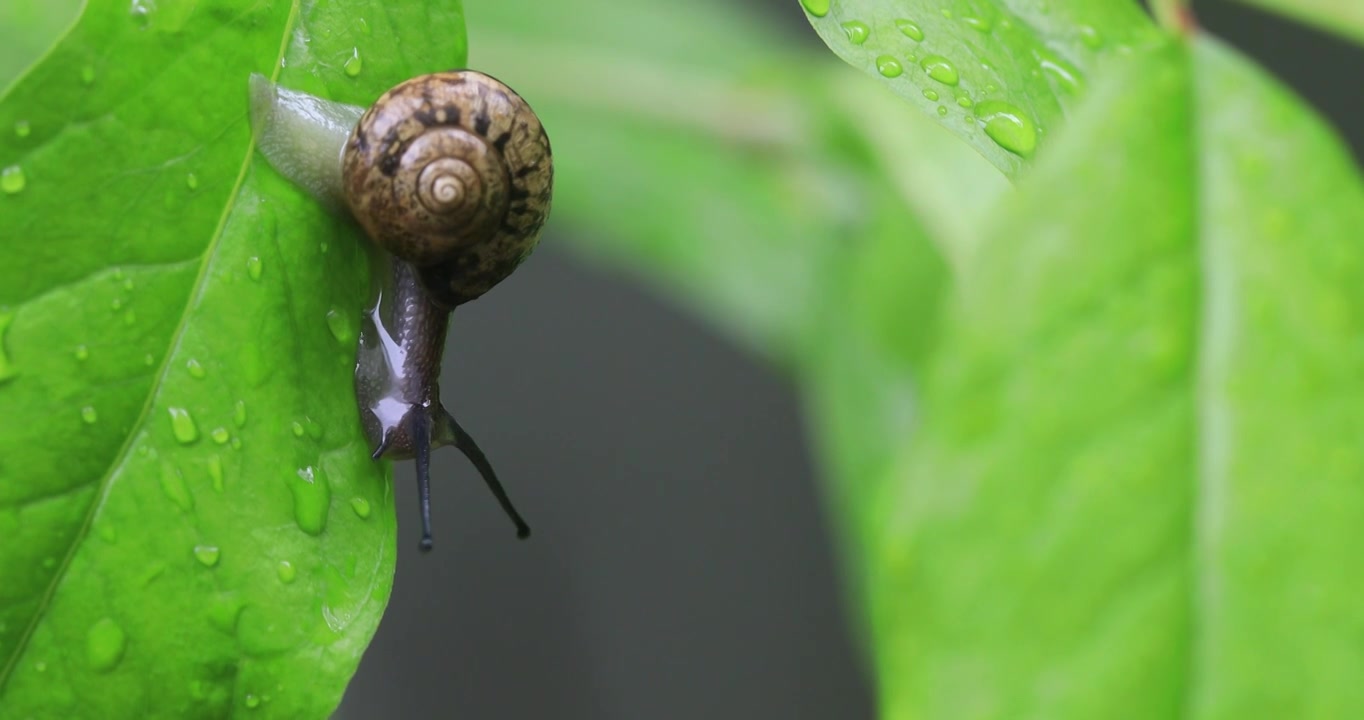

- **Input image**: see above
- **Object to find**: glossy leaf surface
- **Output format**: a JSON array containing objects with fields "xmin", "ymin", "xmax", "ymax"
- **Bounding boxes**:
[
  {"xmin": 801, "ymin": 0, "xmax": 1158, "ymax": 177},
  {"xmin": 0, "ymin": 1, "xmax": 467, "ymax": 716}
]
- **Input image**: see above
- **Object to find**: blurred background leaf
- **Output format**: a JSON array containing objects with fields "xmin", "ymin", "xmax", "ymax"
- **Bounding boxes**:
[{"xmin": 873, "ymin": 37, "xmax": 1364, "ymax": 718}]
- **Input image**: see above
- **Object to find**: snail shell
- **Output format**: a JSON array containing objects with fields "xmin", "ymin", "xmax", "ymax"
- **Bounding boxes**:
[{"xmin": 342, "ymin": 71, "xmax": 553, "ymax": 307}]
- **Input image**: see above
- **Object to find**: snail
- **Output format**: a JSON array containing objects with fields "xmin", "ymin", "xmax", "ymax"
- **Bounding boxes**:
[{"xmin": 248, "ymin": 70, "xmax": 552, "ymax": 551}]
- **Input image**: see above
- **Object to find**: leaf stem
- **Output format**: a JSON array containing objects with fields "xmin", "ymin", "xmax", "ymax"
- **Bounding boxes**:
[{"xmin": 1151, "ymin": 0, "xmax": 1198, "ymax": 35}]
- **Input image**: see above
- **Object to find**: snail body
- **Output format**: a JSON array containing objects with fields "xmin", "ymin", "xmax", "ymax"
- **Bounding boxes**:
[{"xmin": 249, "ymin": 70, "xmax": 549, "ymax": 550}]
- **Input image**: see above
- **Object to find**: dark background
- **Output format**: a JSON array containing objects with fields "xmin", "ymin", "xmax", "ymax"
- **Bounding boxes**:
[{"xmin": 337, "ymin": 2, "xmax": 1364, "ymax": 718}]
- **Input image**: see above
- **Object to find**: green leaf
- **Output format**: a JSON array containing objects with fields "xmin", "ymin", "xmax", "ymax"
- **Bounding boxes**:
[
  {"xmin": 472, "ymin": 0, "xmax": 993, "ymax": 364},
  {"xmin": 473, "ymin": 0, "xmax": 851, "ymax": 360},
  {"xmin": 800, "ymin": 0, "xmax": 1158, "ymax": 177},
  {"xmin": 865, "ymin": 37, "xmax": 1364, "ymax": 718},
  {"xmin": 0, "ymin": 1, "xmax": 467, "ymax": 715},
  {"xmin": 1233, "ymin": 0, "xmax": 1364, "ymax": 46}
]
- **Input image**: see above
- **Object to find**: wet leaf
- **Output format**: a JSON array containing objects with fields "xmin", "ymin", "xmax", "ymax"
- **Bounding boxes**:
[
  {"xmin": 868, "ymin": 37, "xmax": 1364, "ymax": 718},
  {"xmin": 0, "ymin": 1, "xmax": 467, "ymax": 715},
  {"xmin": 800, "ymin": 0, "xmax": 1158, "ymax": 177}
]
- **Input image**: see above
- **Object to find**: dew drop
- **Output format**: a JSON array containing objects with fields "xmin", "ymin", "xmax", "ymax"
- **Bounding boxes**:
[
  {"xmin": 123, "ymin": 309, "xmax": 136, "ymax": 326},
  {"xmin": 98, "ymin": 523, "xmax": 117, "ymax": 543},
  {"xmin": 921, "ymin": 56, "xmax": 960, "ymax": 85},
  {"xmin": 208, "ymin": 454, "xmax": 224, "ymax": 492},
  {"xmin": 246, "ymin": 694, "xmax": 261, "ymax": 709},
  {"xmin": 186, "ymin": 358, "xmax": 206, "ymax": 379},
  {"xmin": 86, "ymin": 618, "xmax": 127, "ymax": 672},
  {"xmin": 144, "ymin": 353, "xmax": 155, "ymax": 366},
  {"xmin": 130, "ymin": 0, "xmax": 155, "ymax": 26},
  {"xmin": 291, "ymin": 421, "xmax": 305, "ymax": 438},
  {"xmin": 277, "ymin": 560, "xmax": 297, "ymax": 584},
  {"xmin": 34, "ymin": 661, "xmax": 47, "ymax": 673},
  {"xmin": 940, "ymin": 8, "xmax": 953, "ymax": 18},
  {"xmin": 160, "ymin": 461, "xmax": 193, "ymax": 511},
  {"xmin": 1037, "ymin": 52, "xmax": 1084, "ymax": 94},
  {"xmin": 923, "ymin": 89, "xmax": 939, "ymax": 101},
  {"xmin": 343, "ymin": 48, "xmax": 363, "ymax": 77},
  {"xmin": 186, "ymin": 173, "xmax": 199, "ymax": 190},
  {"xmin": 194, "ymin": 545, "xmax": 221, "ymax": 567},
  {"xmin": 246, "ymin": 256, "xmax": 263, "ymax": 281},
  {"xmin": 289, "ymin": 466, "xmax": 331, "ymax": 536},
  {"xmin": 937, "ymin": 105, "xmax": 949, "ymax": 116},
  {"xmin": 123, "ymin": 277, "xmax": 134, "ymax": 291},
  {"xmin": 14, "ymin": 120, "xmax": 30, "ymax": 138},
  {"xmin": 875, "ymin": 56, "xmax": 904, "ymax": 78},
  {"xmin": 799, "ymin": 0, "xmax": 830, "ymax": 17},
  {"xmin": 233, "ymin": 400, "xmax": 247, "ymax": 428},
  {"xmin": 305, "ymin": 417, "xmax": 324, "ymax": 440},
  {"xmin": 895, "ymin": 19, "xmax": 924, "ymax": 41},
  {"xmin": 840, "ymin": 20, "xmax": 870, "ymax": 45},
  {"xmin": 2, "ymin": 165, "xmax": 26, "ymax": 194},
  {"xmin": 963, "ymin": 15, "xmax": 992, "ymax": 32},
  {"xmin": 231, "ymin": 437, "xmax": 243, "ymax": 450},
  {"xmin": 350, "ymin": 497, "xmax": 371, "ymax": 519},
  {"xmin": 81, "ymin": 406, "xmax": 98, "ymax": 424},
  {"xmin": 325, "ymin": 308, "xmax": 354, "ymax": 344},
  {"xmin": 42, "ymin": 556, "xmax": 56, "ymax": 569},
  {"xmin": 211, "ymin": 427, "xmax": 230, "ymax": 445},
  {"xmin": 974, "ymin": 100, "xmax": 1038, "ymax": 157},
  {"xmin": 168, "ymin": 406, "xmax": 199, "ymax": 444},
  {"xmin": 73, "ymin": 345, "xmax": 89, "ymax": 363},
  {"xmin": 80, "ymin": 65, "xmax": 96, "ymax": 84},
  {"xmin": 1079, "ymin": 25, "xmax": 1104, "ymax": 49},
  {"xmin": 957, "ymin": 95, "xmax": 974, "ymax": 108}
]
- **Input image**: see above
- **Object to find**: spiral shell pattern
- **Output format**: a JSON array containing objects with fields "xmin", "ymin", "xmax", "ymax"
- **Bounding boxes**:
[{"xmin": 343, "ymin": 71, "xmax": 553, "ymax": 307}]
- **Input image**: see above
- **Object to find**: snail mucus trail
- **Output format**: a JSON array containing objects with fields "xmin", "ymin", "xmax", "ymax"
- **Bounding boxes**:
[{"xmin": 248, "ymin": 71, "xmax": 553, "ymax": 551}]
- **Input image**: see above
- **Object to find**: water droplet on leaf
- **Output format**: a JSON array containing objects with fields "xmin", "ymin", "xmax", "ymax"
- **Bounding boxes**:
[
  {"xmin": 289, "ymin": 466, "xmax": 330, "ymax": 535},
  {"xmin": 974, "ymin": 100, "xmax": 1038, "ymax": 157},
  {"xmin": 168, "ymin": 406, "xmax": 198, "ymax": 444},
  {"xmin": 343, "ymin": 48, "xmax": 363, "ymax": 77},
  {"xmin": 921, "ymin": 56, "xmax": 960, "ymax": 85},
  {"xmin": 875, "ymin": 56, "xmax": 903, "ymax": 78},
  {"xmin": 86, "ymin": 618, "xmax": 127, "ymax": 672},
  {"xmin": 194, "ymin": 545, "xmax": 221, "ymax": 567},
  {"xmin": 840, "ymin": 21, "xmax": 870, "ymax": 45},
  {"xmin": 2, "ymin": 165, "xmax": 26, "ymax": 194},
  {"xmin": 799, "ymin": 0, "xmax": 830, "ymax": 17},
  {"xmin": 895, "ymin": 19, "xmax": 924, "ymax": 41}
]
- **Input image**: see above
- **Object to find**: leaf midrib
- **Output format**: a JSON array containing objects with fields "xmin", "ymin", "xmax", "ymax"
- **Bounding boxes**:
[{"xmin": 0, "ymin": 0, "xmax": 304, "ymax": 691}]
